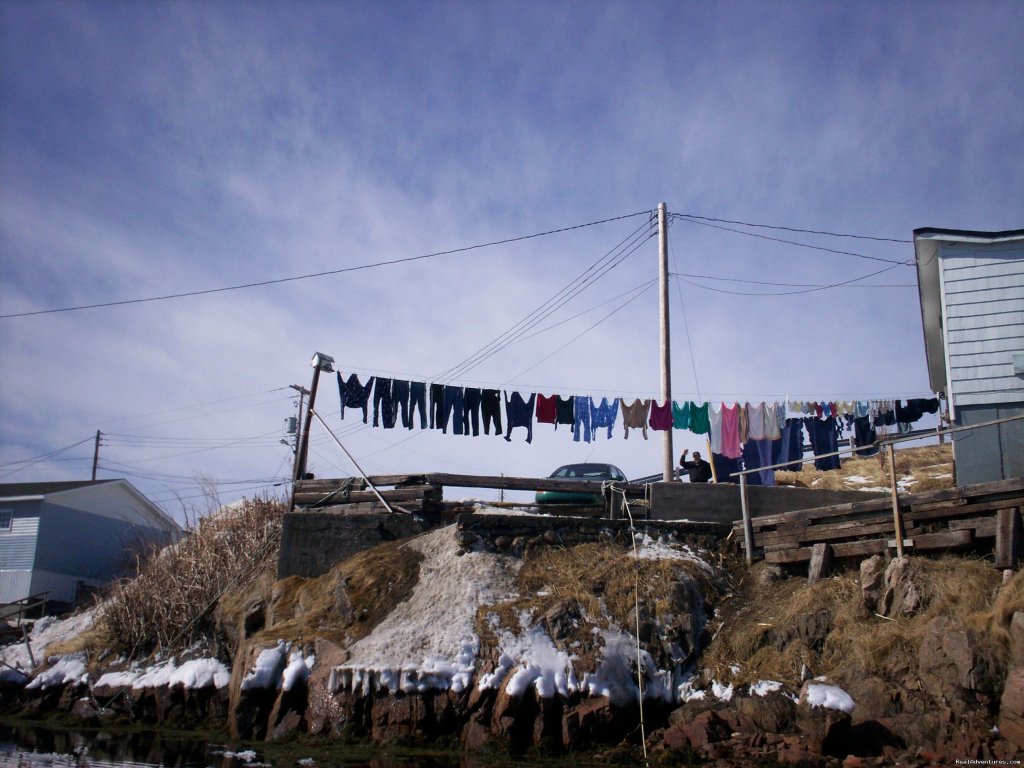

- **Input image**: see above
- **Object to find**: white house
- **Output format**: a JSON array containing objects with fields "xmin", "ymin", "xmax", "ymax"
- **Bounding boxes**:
[
  {"xmin": 0, "ymin": 479, "xmax": 181, "ymax": 607},
  {"xmin": 915, "ymin": 227, "xmax": 1024, "ymax": 486}
]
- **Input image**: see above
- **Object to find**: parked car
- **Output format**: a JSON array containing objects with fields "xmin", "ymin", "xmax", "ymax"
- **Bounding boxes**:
[{"xmin": 535, "ymin": 463, "xmax": 628, "ymax": 505}]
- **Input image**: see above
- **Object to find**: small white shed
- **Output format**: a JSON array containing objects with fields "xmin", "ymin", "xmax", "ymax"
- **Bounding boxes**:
[
  {"xmin": 915, "ymin": 227, "xmax": 1024, "ymax": 486},
  {"xmin": 0, "ymin": 479, "xmax": 180, "ymax": 607}
]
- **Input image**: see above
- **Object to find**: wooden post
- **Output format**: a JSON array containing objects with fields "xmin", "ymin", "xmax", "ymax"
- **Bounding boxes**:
[
  {"xmin": 808, "ymin": 543, "xmax": 833, "ymax": 582},
  {"xmin": 995, "ymin": 507, "xmax": 1022, "ymax": 569},
  {"xmin": 706, "ymin": 438, "xmax": 717, "ymax": 483},
  {"xmin": 887, "ymin": 444, "xmax": 905, "ymax": 557},
  {"xmin": 740, "ymin": 473, "xmax": 754, "ymax": 565},
  {"xmin": 658, "ymin": 203, "xmax": 673, "ymax": 483}
]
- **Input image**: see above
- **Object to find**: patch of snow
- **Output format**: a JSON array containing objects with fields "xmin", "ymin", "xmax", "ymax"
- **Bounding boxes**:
[
  {"xmin": 711, "ymin": 680, "xmax": 733, "ymax": 701},
  {"xmin": 241, "ymin": 640, "xmax": 289, "ymax": 691},
  {"xmin": 677, "ymin": 678, "xmax": 706, "ymax": 702},
  {"xmin": 282, "ymin": 649, "xmax": 315, "ymax": 691},
  {"xmin": 750, "ymin": 680, "xmax": 783, "ymax": 697},
  {"xmin": 804, "ymin": 683, "xmax": 855, "ymax": 713},
  {"xmin": 336, "ymin": 526, "xmax": 520, "ymax": 695},
  {"xmin": 845, "ymin": 475, "xmax": 871, "ymax": 485},
  {"xmin": 172, "ymin": 658, "xmax": 231, "ymax": 689},
  {"xmin": 632, "ymin": 533, "xmax": 716, "ymax": 578},
  {"xmin": 25, "ymin": 655, "xmax": 88, "ymax": 690},
  {"xmin": 474, "ymin": 504, "xmax": 546, "ymax": 516},
  {"xmin": 0, "ymin": 609, "xmax": 95, "ymax": 675},
  {"xmin": 931, "ymin": 473, "xmax": 952, "ymax": 479}
]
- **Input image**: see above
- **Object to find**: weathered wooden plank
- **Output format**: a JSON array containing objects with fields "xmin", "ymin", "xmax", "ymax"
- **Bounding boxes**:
[
  {"xmin": 808, "ymin": 543, "xmax": 833, "ymax": 582},
  {"xmin": 995, "ymin": 507, "xmax": 1022, "ymax": 569},
  {"xmin": 294, "ymin": 486, "xmax": 439, "ymax": 506},
  {"xmin": 948, "ymin": 516, "xmax": 997, "ymax": 537},
  {"xmin": 912, "ymin": 527, "xmax": 974, "ymax": 551},
  {"xmin": 830, "ymin": 538, "xmax": 890, "ymax": 558},
  {"xmin": 758, "ymin": 517, "xmax": 905, "ymax": 548},
  {"xmin": 765, "ymin": 547, "xmax": 814, "ymax": 564},
  {"xmin": 424, "ymin": 472, "xmax": 646, "ymax": 495},
  {"xmin": 906, "ymin": 497, "xmax": 1024, "ymax": 522}
]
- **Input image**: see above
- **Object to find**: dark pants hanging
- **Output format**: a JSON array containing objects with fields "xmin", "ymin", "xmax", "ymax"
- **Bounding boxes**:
[
  {"xmin": 481, "ymin": 389, "xmax": 502, "ymax": 435},
  {"xmin": 430, "ymin": 383, "xmax": 445, "ymax": 429},
  {"xmin": 441, "ymin": 385, "xmax": 465, "ymax": 435},
  {"xmin": 372, "ymin": 378, "xmax": 394, "ymax": 428},
  {"xmin": 463, "ymin": 387, "xmax": 482, "ymax": 436},
  {"xmin": 407, "ymin": 381, "xmax": 428, "ymax": 429}
]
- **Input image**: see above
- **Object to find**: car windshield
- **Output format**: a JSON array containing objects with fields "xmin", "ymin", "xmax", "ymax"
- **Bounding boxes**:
[{"xmin": 550, "ymin": 464, "xmax": 625, "ymax": 481}]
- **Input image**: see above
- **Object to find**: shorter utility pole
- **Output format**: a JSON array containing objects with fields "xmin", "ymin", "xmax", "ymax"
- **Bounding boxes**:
[
  {"xmin": 91, "ymin": 430, "xmax": 102, "ymax": 481},
  {"xmin": 288, "ymin": 384, "xmax": 310, "ymax": 483}
]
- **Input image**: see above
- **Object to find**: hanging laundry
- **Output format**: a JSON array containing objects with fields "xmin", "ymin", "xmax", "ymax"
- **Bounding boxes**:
[
  {"xmin": 441, "ymin": 385, "xmax": 465, "ymax": 435},
  {"xmin": 372, "ymin": 377, "xmax": 395, "ymax": 428},
  {"xmin": 773, "ymin": 419, "xmax": 804, "ymax": 471},
  {"xmin": 709, "ymin": 403, "xmax": 723, "ymax": 454},
  {"xmin": 504, "ymin": 391, "xmax": 536, "ymax": 443},
  {"xmin": 463, "ymin": 387, "xmax": 482, "ymax": 436},
  {"xmin": 407, "ymin": 381, "xmax": 428, "ymax": 429},
  {"xmin": 572, "ymin": 395, "xmax": 592, "ymax": 443},
  {"xmin": 481, "ymin": 389, "xmax": 503, "ymax": 435},
  {"xmin": 738, "ymin": 403, "xmax": 749, "ymax": 443},
  {"xmin": 720, "ymin": 403, "xmax": 743, "ymax": 459},
  {"xmin": 536, "ymin": 394, "xmax": 558, "ymax": 425},
  {"xmin": 711, "ymin": 452, "xmax": 742, "ymax": 484},
  {"xmin": 338, "ymin": 372, "xmax": 374, "ymax": 424},
  {"xmin": 555, "ymin": 396, "xmax": 575, "ymax": 430},
  {"xmin": 590, "ymin": 397, "xmax": 619, "ymax": 439},
  {"xmin": 804, "ymin": 416, "xmax": 841, "ymax": 471},
  {"xmin": 855, "ymin": 400, "xmax": 871, "ymax": 419},
  {"xmin": 741, "ymin": 441, "xmax": 763, "ymax": 486},
  {"xmin": 391, "ymin": 379, "xmax": 410, "ymax": 429},
  {"xmin": 775, "ymin": 401, "xmax": 787, "ymax": 433},
  {"xmin": 853, "ymin": 415, "xmax": 878, "ymax": 456},
  {"xmin": 764, "ymin": 402, "xmax": 781, "ymax": 440},
  {"xmin": 672, "ymin": 400, "xmax": 690, "ymax": 430},
  {"xmin": 746, "ymin": 402, "xmax": 767, "ymax": 441},
  {"xmin": 756, "ymin": 440, "xmax": 775, "ymax": 486},
  {"xmin": 649, "ymin": 399, "xmax": 672, "ymax": 431},
  {"xmin": 429, "ymin": 383, "xmax": 445, "ymax": 429},
  {"xmin": 688, "ymin": 401, "xmax": 711, "ymax": 435},
  {"xmin": 620, "ymin": 398, "xmax": 651, "ymax": 440}
]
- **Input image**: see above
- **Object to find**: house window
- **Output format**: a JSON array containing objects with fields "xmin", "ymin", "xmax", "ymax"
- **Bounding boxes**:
[{"xmin": 0, "ymin": 509, "xmax": 12, "ymax": 531}]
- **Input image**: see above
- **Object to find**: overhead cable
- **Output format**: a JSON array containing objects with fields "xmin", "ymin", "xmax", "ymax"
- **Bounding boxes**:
[
  {"xmin": 1, "ymin": 211, "xmax": 652, "ymax": 319},
  {"xmin": 671, "ymin": 214, "xmax": 910, "ymax": 265},
  {"xmin": 671, "ymin": 213, "xmax": 912, "ymax": 242},
  {"xmin": 673, "ymin": 263, "xmax": 904, "ymax": 295}
]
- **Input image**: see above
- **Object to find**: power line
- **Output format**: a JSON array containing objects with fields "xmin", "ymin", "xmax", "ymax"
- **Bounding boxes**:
[
  {"xmin": 672, "ymin": 263, "xmax": 904, "ymax": 296},
  {"xmin": 671, "ymin": 214, "xmax": 910, "ymax": 265},
  {"xmin": 1, "ymin": 211, "xmax": 652, "ymax": 319},
  {"xmin": 671, "ymin": 213, "xmax": 912, "ymax": 243},
  {"xmin": 432, "ymin": 222, "xmax": 655, "ymax": 382}
]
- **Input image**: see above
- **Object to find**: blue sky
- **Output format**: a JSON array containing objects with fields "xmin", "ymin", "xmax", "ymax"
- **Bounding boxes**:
[{"xmin": 2, "ymin": 0, "xmax": 1022, "ymax": 518}]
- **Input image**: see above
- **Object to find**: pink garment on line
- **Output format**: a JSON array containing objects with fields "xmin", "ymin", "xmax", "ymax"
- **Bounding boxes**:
[
  {"xmin": 649, "ymin": 400, "xmax": 672, "ymax": 431},
  {"xmin": 720, "ymin": 403, "xmax": 743, "ymax": 459}
]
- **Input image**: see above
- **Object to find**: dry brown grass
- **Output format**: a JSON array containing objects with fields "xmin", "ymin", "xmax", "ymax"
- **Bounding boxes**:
[
  {"xmin": 776, "ymin": 443, "xmax": 953, "ymax": 493},
  {"xmin": 242, "ymin": 538, "xmax": 424, "ymax": 647},
  {"xmin": 702, "ymin": 555, "xmax": 1014, "ymax": 690},
  {"xmin": 479, "ymin": 541, "xmax": 722, "ymax": 671},
  {"xmin": 97, "ymin": 497, "xmax": 284, "ymax": 657}
]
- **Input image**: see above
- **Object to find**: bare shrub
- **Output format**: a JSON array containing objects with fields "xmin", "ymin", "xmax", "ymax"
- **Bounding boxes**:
[{"xmin": 99, "ymin": 497, "xmax": 284, "ymax": 657}]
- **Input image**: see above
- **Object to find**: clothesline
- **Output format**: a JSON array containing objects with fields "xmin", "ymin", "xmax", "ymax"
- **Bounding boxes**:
[{"xmin": 335, "ymin": 369, "xmax": 942, "ymax": 448}]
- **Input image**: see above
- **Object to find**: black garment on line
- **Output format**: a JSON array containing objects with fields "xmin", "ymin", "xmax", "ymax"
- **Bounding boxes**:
[
  {"xmin": 373, "ymin": 377, "xmax": 395, "ymax": 428},
  {"xmin": 481, "ymin": 389, "xmax": 502, "ymax": 435},
  {"xmin": 463, "ymin": 387, "xmax": 482, "ymax": 436},
  {"xmin": 391, "ymin": 379, "xmax": 410, "ymax": 429},
  {"xmin": 555, "ymin": 396, "xmax": 575, "ymax": 430},
  {"xmin": 429, "ymin": 383, "xmax": 444, "ymax": 429},
  {"xmin": 407, "ymin": 381, "xmax": 428, "ymax": 429},
  {"xmin": 338, "ymin": 372, "xmax": 374, "ymax": 424}
]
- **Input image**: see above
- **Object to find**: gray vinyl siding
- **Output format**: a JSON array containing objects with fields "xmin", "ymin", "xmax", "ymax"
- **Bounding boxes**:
[
  {"xmin": 955, "ymin": 402, "xmax": 1024, "ymax": 486},
  {"xmin": 0, "ymin": 507, "xmax": 39, "ymax": 603},
  {"xmin": 34, "ymin": 503, "xmax": 170, "ymax": 581},
  {"xmin": 940, "ymin": 240, "xmax": 1024, "ymax": 410}
]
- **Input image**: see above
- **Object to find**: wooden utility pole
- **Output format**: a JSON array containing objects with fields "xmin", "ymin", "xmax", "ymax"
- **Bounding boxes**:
[
  {"xmin": 91, "ymin": 430, "xmax": 101, "ymax": 481},
  {"xmin": 658, "ymin": 203, "xmax": 674, "ymax": 482},
  {"xmin": 295, "ymin": 352, "xmax": 334, "ymax": 486},
  {"xmin": 288, "ymin": 384, "xmax": 310, "ymax": 483}
]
